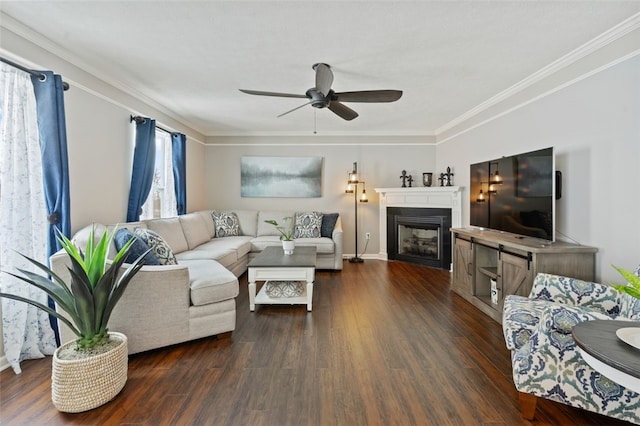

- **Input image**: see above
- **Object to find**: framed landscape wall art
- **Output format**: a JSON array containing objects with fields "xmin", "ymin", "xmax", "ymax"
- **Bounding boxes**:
[{"xmin": 241, "ymin": 156, "xmax": 323, "ymax": 197}]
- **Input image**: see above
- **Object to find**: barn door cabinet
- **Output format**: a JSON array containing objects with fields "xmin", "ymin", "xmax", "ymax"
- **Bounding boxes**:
[{"xmin": 450, "ymin": 228, "xmax": 597, "ymax": 323}]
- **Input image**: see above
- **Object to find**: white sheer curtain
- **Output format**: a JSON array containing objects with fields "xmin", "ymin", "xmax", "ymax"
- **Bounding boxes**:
[
  {"xmin": 161, "ymin": 132, "xmax": 177, "ymax": 218},
  {"xmin": 0, "ymin": 64, "xmax": 57, "ymax": 374},
  {"xmin": 140, "ymin": 130, "xmax": 177, "ymax": 220}
]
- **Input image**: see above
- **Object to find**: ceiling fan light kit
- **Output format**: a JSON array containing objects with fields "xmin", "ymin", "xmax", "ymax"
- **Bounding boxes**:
[{"xmin": 239, "ymin": 63, "xmax": 402, "ymax": 121}]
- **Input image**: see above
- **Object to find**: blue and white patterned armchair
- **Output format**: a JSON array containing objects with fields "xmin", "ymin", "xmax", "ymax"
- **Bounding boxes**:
[{"xmin": 503, "ymin": 270, "xmax": 640, "ymax": 424}]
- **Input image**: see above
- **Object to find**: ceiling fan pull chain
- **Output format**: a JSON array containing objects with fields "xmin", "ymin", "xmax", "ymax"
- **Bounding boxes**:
[{"xmin": 314, "ymin": 109, "xmax": 317, "ymax": 134}]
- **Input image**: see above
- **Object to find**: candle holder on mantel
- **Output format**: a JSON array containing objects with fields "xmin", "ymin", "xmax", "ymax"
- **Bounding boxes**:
[
  {"xmin": 399, "ymin": 170, "xmax": 413, "ymax": 187},
  {"xmin": 422, "ymin": 172, "xmax": 433, "ymax": 187},
  {"xmin": 439, "ymin": 167, "xmax": 454, "ymax": 187}
]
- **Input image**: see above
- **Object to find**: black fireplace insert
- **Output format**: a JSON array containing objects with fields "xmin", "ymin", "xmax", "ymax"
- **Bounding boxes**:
[{"xmin": 387, "ymin": 207, "xmax": 452, "ymax": 269}]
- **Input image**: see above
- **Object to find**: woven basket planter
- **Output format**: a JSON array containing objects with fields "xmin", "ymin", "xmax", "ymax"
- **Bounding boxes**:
[{"xmin": 51, "ymin": 332, "xmax": 128, "ymax": 413}]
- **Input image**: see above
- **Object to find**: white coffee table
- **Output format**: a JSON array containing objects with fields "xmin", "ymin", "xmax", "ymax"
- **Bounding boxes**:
[{"xmin": 247, "ymin": 246, "xmax": 317, "ymax": 311}]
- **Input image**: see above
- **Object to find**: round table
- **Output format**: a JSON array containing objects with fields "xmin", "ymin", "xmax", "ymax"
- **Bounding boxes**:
[{"xmin": 572, "ymin": 320, "xmax": 640, "ymax": 394}]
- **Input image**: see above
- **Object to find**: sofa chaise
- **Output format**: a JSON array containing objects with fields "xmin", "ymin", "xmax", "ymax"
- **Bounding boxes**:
[{"xmin": 50, "ymin": 210, "xmax": 343, "ymax": 354}]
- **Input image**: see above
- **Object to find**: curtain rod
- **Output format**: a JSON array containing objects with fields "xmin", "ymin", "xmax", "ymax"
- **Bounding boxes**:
[
  {"xmin": 129, "ymin": 115, "xmax": 176, "ymax": 136},
  {"xmin": 0, "ymin": 56, "xmax": 69, "ymax": 91}
]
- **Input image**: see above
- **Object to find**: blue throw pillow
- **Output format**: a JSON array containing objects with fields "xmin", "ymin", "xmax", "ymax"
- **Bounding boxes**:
[
  {"xmin": 114, "ymin": 228, "xmax": 160, "ymax": 265},
  {"xmin": 321, "ymin": 213, "xmax": 339, "ymax": 238}
]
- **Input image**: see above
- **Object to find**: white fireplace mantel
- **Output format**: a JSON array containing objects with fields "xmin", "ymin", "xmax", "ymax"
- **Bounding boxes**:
[{"xmin": 374, "ymin": 186, "xmax": 463, "ymax": 260}]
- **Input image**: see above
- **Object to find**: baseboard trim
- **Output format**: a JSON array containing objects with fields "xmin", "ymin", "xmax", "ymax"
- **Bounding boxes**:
[{"xmin": 342, "ymin": 254, "xmax": 383, "ymax": 261}]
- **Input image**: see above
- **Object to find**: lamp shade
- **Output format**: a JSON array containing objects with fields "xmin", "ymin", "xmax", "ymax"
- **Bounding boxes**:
[
  {"xmin": 491, "ymin": 170, "xmax": 503, "ymax": 185},
  {"xmin": 345, "ymin": 183, "xmax": 354, "ymax": 193},
  {"xmin": 360, "ymin": 187, "xmax": 368, "ymax": 202}
]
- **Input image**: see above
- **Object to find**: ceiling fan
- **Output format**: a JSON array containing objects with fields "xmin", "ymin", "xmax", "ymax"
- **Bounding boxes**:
[{"xmin": 239, "ymin": 63, "xmax": 402, "ymax": 121}]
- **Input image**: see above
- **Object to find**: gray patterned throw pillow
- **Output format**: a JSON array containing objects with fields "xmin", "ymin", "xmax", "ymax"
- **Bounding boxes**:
[
  {"xmin": 294, "ymin": 211, "xmax": 323, "ymax": 238},
  {"xmin": 212, "ymin": 211, "xmax": 240, "ymax": 237},
  {"xmin": 134, "ymin": 228, "xmax": 178, "ymax": 265},
  {"xmin": 265, "ymin": 281, "xmax": 304, "ymax": 298}
]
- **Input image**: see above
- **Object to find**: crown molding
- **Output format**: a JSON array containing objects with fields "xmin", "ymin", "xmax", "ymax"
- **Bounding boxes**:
[
  {"xmin": 205, "ymin": 130, "xmax": 436, "ymax": 138},
  {"xmin": 436, "ymin": 12, "xmax": 640, "ymax": 137},
  {"xmin": 436, "ymin": 48, "xmax": 640, "ymax": 146},
  {"xmin": 205, "ymin": 133, "xmax": 436, "ymax": 146},
  {"xmin": 0, "ymin": 12, "xmax": 206, "ymax": 136}
]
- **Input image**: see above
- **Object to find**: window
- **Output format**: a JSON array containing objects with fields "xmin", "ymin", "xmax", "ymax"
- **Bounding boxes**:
[{"xmin": 140, "ymin": 129, "xmax": 177, "ymax": 219}]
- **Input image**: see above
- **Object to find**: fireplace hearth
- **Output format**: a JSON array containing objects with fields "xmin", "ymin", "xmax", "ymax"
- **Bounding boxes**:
[{"xmin": 387, "ymin": 207, "xmax": 452, "ymax": 269}]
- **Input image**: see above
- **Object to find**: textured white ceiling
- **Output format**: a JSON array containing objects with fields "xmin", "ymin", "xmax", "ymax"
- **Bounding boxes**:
[{"xmin": 1, "ymin": 1, "xmax": 639, "ymax": 137}]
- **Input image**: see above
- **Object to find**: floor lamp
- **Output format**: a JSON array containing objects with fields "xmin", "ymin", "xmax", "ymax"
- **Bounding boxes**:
[{"xmin": 345, "ymin": 162, "xmax": 368, "ymax": 263}]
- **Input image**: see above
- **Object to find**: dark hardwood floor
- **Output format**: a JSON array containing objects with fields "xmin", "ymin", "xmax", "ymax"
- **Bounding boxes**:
[{"xmin": 0, "ymin": 260, "xmax": 631, "ymax": 425}]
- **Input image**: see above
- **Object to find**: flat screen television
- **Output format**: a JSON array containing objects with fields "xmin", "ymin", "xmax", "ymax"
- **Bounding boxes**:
[{"xmin": 469, "ymin": 147, "xmax": 558, "ymax": 241}]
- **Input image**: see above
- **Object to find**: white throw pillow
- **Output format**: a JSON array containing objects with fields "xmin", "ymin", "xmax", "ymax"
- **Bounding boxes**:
[
  {"xmin": 134, "ymin": 228, "xmax": 178, "ymax": 265},
  {"xmin": 294, "ymin": 211, "xmax": 323, "ymax": 238},
  {"xmin": 212, "ymin": 211, "xmax": 240, "ymax": 237}
]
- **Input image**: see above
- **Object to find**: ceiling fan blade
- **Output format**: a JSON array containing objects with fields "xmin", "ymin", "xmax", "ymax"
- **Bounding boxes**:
[
  {"xmin": 328, "ymin": 101, "xmax": 359, "ymax": 121},
  {"xmin": 334, "ymin": 90, "xmax": 403, "ymax": 103},
  {"xmin": 313, "ymin": 63, "xmax": 333, "ymax": 97},
  {"xmin": 239, "ymin": 89, "xmax": 307, "ymax": 99},
  {"xmin": 277, "ymin": 101, "xmax": 312, "ymax": 118}
]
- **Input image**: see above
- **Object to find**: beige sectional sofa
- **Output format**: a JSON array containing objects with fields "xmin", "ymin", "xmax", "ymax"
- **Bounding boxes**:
[{"xmin": 50, "ymin": 210, "xmax": 342, "ymax": 354}]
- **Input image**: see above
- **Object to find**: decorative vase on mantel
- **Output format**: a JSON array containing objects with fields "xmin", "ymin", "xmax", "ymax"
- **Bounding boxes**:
[
  {"xmin": 52, "ymin": 332, "xmax": 128, "ymax": 413},
  {"xmin": 282, "ymin": 239, "xmax": 295, "ymax": 255}
]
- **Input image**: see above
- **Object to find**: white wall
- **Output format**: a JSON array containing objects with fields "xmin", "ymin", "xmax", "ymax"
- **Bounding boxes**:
[
  {"xmin": 436, "ymin": 54, "xmax": 640, "ymax": 283},
  {"xmin": 0, "ymin": 24, "xmax": 208, "ymax": 371},
  {"xmin": 1, "ymin": 25, "xmax": 208, "ymax": 233},
  {"xmin": 63, "ymin": 88, "xmax": 208, "ymax": 230},
  {"xmin": 205, "ymin": 136, "xmax": 437, "ymax": 256}
]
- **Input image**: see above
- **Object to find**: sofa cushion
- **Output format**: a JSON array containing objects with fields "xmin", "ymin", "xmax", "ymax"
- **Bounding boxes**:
[
  {"xmin": 294, "ymin": 211, "xmax": 323, "ymax": 238},
  {"xmin": 114, "ymin": 228, "xmax": 160, "ymax": 265},
  {"xmin": 134, "ymin": 228, "xmax": 178, "ymax": 265},
  {"xmin": 196, "ymin": 210, "xmax": 216, "ymax": 239},
  {"xmin": 176, "ymin": 236, "xmax": 253, "ymax": 268},
  {"xmin": 176, "ymin": 246, "xmax": 238, "ymax": 266},
  {"xmin": 72, "ymin": 223, "xmax": 109, "ymax": 253},
  {"xmin": 145, "ymin": 217, "xmax": 189, "ymax": 254},
  {"xmin": 321, "ymin": 213, "xmax": 339, "ymax": 238},
  {"xmin": 291, "ymin": 237, "xmax": 335, "ymax": 254},
  {"xmin": 257, "ymin": 211, "xmax": 294, "ymax": 236},
  {"xmin": 179, "ymin": 212, "xmax": 211, "ymax": 249},
  {"xmin": 250, "ymin": 236, "xmax": 283, "ymax": 252},
  {"xmin": 250, "ymin": 236, "xmax": 335, "ymax": 254},
  {"xmin": 179, "ymin": 259, "xmax": 239, "ymax": 306},
  {"xmin": 176, "ymin": 246, "xmax": 237, "ymax": 268},
  {"xmin": 212, "ymin": 211, "xmax": 240, "ymax": 237},
  {"xmin": 233, "ymin": 210, "xmax": 258, "ymax": 236},
  {"xmin": 198, "ymin": 236, "xmax": 253, "ymax": 259}
]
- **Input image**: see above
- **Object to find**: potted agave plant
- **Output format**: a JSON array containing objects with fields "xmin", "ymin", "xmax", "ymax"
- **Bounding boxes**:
[
  {"xmin": 0, "ymin": 226, "xmax": 147, "ymax": 413},
  {"xmin": 264, "ymin": 217, "xmax": 295, "ymax": 255}
]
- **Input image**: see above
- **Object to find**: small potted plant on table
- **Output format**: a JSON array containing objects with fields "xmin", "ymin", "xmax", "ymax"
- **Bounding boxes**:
[{"xmin": 264, "ymin": 217, "xmax": 295, "ymax": 254}]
